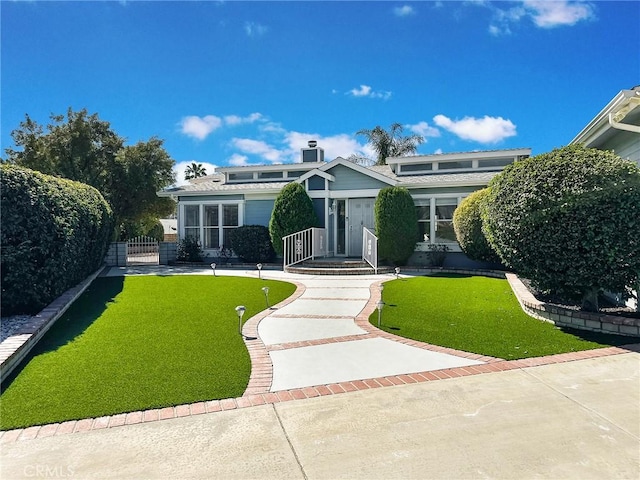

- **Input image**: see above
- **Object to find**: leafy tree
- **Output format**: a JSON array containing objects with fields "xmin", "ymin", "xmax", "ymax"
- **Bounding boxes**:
[
  {"xmin": 453, "ymin": 188, "xmax": 501, "ymax": 264},
  {"xmin": 185, "ymin": 162, "xmax": 207, "ymax": 180},
  {"xmin": 483, "ymin": 145, "xmax": 640, "ymax": 311},
  {"xmin": 4, "ymin": 108, "xmax": 176, "ymax": 239},
  {"xmin": 356, "ymin": 123, "xmax": 424, "ymax": 166},
  {"xmin": 375, "ymin": 186, "xmax": 418, "ymax": 265},
  {"xmin": 269, "ymin": 182, "xmax": 318, "ymax": 255}
]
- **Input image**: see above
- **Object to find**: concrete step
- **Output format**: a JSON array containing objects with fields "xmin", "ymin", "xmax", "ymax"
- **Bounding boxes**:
[{"xmin": 285, "ymin": 262, "xmax": 394, "ymax": 275}]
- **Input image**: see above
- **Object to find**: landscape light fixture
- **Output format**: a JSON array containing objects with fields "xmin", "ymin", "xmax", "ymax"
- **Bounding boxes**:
[
  {"xmin": 210, "ymin": 263, "xmax": 216, "ymax": 277},
  {"xmin": 380, "ymin": 283, "xmax": 384, "ymax": 300},
  {"xmin": 262, "ymin": 286, "xmax": 270, "ymax": 308},
  {"xmin": 377, "ymin": 300, "xmax": 384, "ymax": 328},
  {"xmin": 395, "ymin": 267, "xmax": 400, "ymax": 279},
  {"xmin": 257, "ymin": 263, "xmax": 263, "ymax": 279},
  {"xmin": 235, "ymin": 305, "xmax": 246, "ymax": 335}
]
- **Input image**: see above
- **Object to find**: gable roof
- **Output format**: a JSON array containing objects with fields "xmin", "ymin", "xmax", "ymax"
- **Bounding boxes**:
[{"xmin": 296, "ymin": 157, "xmax": 396, "ymax": 186}]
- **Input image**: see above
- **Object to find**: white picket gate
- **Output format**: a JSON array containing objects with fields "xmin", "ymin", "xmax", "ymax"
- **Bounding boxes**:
[{"xmin": 126, "ymin": 236, "xmax": 159, "ymax": 266}]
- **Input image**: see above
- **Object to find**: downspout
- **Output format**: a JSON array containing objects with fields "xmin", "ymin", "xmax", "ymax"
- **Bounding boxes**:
[{"xmin": 608, "ymin": 95, "xmax": 640, "ymax": 133}]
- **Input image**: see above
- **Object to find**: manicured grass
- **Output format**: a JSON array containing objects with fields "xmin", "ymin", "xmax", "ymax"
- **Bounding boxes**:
[
  {"xmin": 370, "ymin": 274, "xmax": 637, "ymax": 360},
  {"xmin": 0, "ymin": 275, "xmax": 296, "ymax": 430}
]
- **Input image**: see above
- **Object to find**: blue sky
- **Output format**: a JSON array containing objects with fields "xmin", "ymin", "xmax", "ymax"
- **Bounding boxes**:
[{"xmin": 2, "ymin": 1, "xmax": 639, "ymax": 184}]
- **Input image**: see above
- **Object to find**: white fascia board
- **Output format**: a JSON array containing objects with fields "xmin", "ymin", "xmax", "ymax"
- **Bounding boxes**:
[
  {"xmin": 319, "ymin": 157, "xmax": 397, "ymax": 185},
  {"xmin": 296, "ymin": 169, "xmax": 336, "ymax": 183},
  {"xmin": 571, "ymin": 88, "xmax": 639, "ymax": 146},
  {"xmin": 217, "ymin": 162, "xmax": 324, "ymax": 173},
  {"xmin": 400, "ymin": 179, "xmax": 491, "ymax": 189},
  {"xmin": 387, "ymin": 148, "xmax": 531, "ymax": 166}
]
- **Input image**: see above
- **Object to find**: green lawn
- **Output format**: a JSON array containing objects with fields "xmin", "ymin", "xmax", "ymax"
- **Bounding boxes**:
[
  {"xmin": 0, "ymin": 275, "xmax": 296, "ymax": 430},
  {"xmin": 370, "ymin": 274, "xmax": 637, "ymax": 360}
]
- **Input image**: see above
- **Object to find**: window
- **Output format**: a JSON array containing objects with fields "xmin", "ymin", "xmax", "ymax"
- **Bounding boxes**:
[
  {"xmin": 416, "ymin": 205, "xmax": 431, "ymax": 242},
  {"xmin": 400, "ymin": 163, "xmax": 433, "ymax": 173},
  {"xmin": 203, "ymin": 205, "xmax": 219, "ymax": 249},
  {"xmin": 184, "ymin": 205, "xmax": 200, "ymax": 241},
  {"xmin": 228, "ymin": 172, "xmax": 254, "ymax": 182},
  {"xmin": 435, "ymin": 199, "xmax": 458, "ymax": 243},
  {"xmin": 437, "ymin": 161, "xmax": 472, "ymax": 170},
  {"xmin": 479, "ymin": 158, "xmax": 513, "ymax": 168},
  {"xmin": 182, "ymin": 203, "xmax": 241, "ymax": 250},
  {"xmin": 258, "ymin": 171, "xmax": 283, "ymax": 179},
  {"xmin": 286, "ymin": 170, "xmax": 306, "ymax": 178}
]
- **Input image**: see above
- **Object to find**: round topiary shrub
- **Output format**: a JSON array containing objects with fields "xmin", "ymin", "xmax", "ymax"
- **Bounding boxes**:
[
  {"xmin": 269, "ymin": 182, "xmax": 318, "ymax": 256},
  {"xmin": 230, "ymin": 225, "xmax": 276, "ymax": 263},
  {"xmin": 453, "ymin": 188, "xmax": 501, "ymax": 264},
  {"xmin": 482, "ymin": 144, "xmax": 640, "ymax": 311},
  {"xmin": 1, "ymin": 164, "xmax": 113, "ymax": 316},
  {"xmin": 375, "ymin": 186, "xmax": 418, "ymax": 265}
]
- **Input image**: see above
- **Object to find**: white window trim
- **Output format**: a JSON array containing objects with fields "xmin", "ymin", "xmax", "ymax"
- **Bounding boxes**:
[{"xmin": 178, "ymin": 201, "xmax": 245, "ymax": 253}]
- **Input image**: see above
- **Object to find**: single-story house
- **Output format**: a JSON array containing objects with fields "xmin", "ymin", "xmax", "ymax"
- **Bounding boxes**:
[{"xmin": 158, "ymin": 145, "xmax": 531, "ymax": 267}]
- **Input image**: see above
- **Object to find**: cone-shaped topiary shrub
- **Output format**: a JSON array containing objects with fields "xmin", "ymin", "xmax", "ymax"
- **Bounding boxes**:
[
  {"xmin": 375, "ymin": 186, "xmax": 418, "ymax": 265},
  {"xmin": 269, "ymin": 182, "xmax": 318, "ymax": 256}
]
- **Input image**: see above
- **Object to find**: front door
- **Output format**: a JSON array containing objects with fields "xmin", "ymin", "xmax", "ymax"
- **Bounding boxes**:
[{"xmin": 348, "ymin": 198, "xmax": 375, "ymax": 256}]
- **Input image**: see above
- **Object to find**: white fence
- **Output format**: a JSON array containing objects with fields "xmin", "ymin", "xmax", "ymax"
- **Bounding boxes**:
[
  {"xmin": 126, "ymin": 236, "xmax": 159, "ymax": 266},
  {"xmin": 283, "ymin": 228, "xmax": 326, "ymax": 268},
  {"xmin": 362, "ymin": 227, "xmax": 378, "ymax": 274}
]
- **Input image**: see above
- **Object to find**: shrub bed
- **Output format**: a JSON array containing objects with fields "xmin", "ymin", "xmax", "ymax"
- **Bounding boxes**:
[{"xmin": 230, "ymin": 225, "xmax": 276, "ymax": 263}]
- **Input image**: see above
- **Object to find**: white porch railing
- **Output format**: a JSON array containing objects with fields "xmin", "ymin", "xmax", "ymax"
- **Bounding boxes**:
[
  {"xmin": 362, "ymin": 227, "xmax": 378, "ymax": 274},
  {"xmin": 283, "ymin": 228, "xmax": 326, "ymax": 268}
]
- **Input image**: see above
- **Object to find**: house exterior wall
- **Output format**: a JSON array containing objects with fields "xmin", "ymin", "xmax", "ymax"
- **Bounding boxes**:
[
  {"xmin": 327, "ymin": 164, "xmax": 389, "ymax": 191},
  {"xmin": 597, "ymin": 132, "xmax": 640, "ymax": 165},
  {"xmin": 245, "ymin": 199, "xmax": 275, "ymax": 225}
]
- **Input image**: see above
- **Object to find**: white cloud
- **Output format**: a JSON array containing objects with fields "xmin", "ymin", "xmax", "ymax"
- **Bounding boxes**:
[
  {"xmin": 173, "ymin": 160, "xmax": 219, "ymax": 186},
  {"xmin": 433, "ymin": 114, "xmax": 517, "ymax": 143},
  {"xmin": 231, "ymin": 138, "xmax": 283, "ymax": 163},
  {"xmin": 284, "ymin": 131, "xmax": 368, "ymax": 162},
  {"xmin": 228, "ymin": 154, "xmax": 250, "ymax": 166},
  {"xmin": 480, "ymin": 1, "xmax": 595, "ymax": 35},
  {"xmin": 224, "ymin": 112, "xmax": 263, "ymax": 126},
  {"xmin": 524, "ymin": 0, "xmax": 595, "ymax": 28},
  {"xmin": 348, "ymin": 84, "xmax": 392, "ymax": 100},
  {"xmin": 244, "ymin": 21, "xmax": 268, "ymax": 37},
  {"xmin": 180, "ymin": 115, "xmax": 222, "ymax": 140},
  {"xmin": 407, "ymin": 121, "xmax": 441, "ymax": 138},
  {"xmin": 394, "ymin": 5, "xmax": 415, "ymax": 17}
]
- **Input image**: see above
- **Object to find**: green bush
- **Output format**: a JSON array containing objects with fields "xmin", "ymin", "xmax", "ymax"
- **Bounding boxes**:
[
  {"xmin": 453, "ymin": 188, "xmax": 501, "ymax": 264},
  {"xmin": 482, "ymin": 145, "xmax": 640, "ymax": 311},
  {"xmin": 375, "ymin": 186, "xmax": 418, "ymax": 265},
  {"xmin": 1, "ymin": 164, "xmax": 113, "ymax": 316},
  {"xmin": 145, "ymin": 221, "xmax": 165, "ymax": 242},
  {"xmin": 230, "ymin": 225, "xmax": 276, "ymax": 263},
  {"xmin": 176, "ymin": 236, "xmax": 203, "ymax": 262},
  {"xmin": 269, "ymin": 182, "xmax": 318, "ymax": 255}
]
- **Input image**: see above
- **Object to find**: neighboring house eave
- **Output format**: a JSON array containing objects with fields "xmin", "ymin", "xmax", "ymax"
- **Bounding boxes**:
[{"xmin": 571, "ymin": 87, "xmax": 640, "ymax": 147}]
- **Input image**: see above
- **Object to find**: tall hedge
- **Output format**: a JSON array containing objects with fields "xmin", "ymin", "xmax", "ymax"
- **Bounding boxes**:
[
  {"xmin": 482, "ymin": 145, "xmax": 640, "ymax": 311},
  {"xmin": 375, "ymin": 186, "xmax": 418, "ymax": 265},
  {"xmin": 1, "ymin": 164, "xmax": 113, "ymax": 315},
  {"xmin": 269, "ymin": 182, "xmax": 318, "ymax": 255},
  {"xmin": 453, "ymin": 188, "xmax": 501, "ymax": 264}
]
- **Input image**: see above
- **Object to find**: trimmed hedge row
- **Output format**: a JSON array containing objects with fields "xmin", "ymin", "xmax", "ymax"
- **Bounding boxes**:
[
  {"xmin": 1, "ymin": 164, "xmax": 113, "ymax": 316},
  {"xmin": 452, "ymin": 188, "xmax": 501, "ymax": 264}
]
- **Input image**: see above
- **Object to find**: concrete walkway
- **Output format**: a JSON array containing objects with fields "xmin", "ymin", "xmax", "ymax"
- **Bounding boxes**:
[{"xmin": 2, "ymin": 266, "xmax": 639, "ymax": 478}]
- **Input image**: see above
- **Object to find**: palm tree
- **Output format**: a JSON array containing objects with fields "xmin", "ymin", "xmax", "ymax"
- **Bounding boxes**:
[
  {"xmin": 184, "ymin": 162, "xmax": 207, "ymax": 180},
  {"xmin": 356, "ymin": 123, "xmax": 424, "ymax": 166}
]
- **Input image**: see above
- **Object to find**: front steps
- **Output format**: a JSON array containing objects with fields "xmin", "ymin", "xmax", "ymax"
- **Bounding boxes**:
[{"xmin": 285, "ymin": 258, "xmax": 394, "ymax": 275}]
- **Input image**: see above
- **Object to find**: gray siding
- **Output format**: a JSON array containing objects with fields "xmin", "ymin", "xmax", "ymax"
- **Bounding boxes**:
[
  {"xmin": 600, "ymin": 132, "xmax": 640, "ymax": 166},
  {"xmin": 245, "ymin": 199, "xmax": 274, "ymax": 226},
  {"xmin": 327, "ymin": 165, "xmax": 389, "ymax": 191}
]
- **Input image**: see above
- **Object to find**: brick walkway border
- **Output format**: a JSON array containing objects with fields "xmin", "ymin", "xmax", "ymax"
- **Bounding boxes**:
[{"xmin": 2, "ymin": 274, "xmax": 639, "ymax": 444}]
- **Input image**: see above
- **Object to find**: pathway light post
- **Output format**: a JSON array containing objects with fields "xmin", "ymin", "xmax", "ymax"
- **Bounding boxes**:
[
  {"xmin": 377, "ymin": 300, "xmax": 384, "ymax": 328},
  {"xmin": 235, "ymin": 305, "xmax": 246, "ymax": 335},
  {"xmin": 262, "ymin": 286, "xmax": 270, "ymax": 308},
  {"xmin": 210, "ymin": 263, "xmax": 216, "ymax": 277},
  {"xmin": 380, "ymin": 283, "xmax": 384, "ymax": 301},
  {"xmin": 257, "ymin": 263, "xmax": 263, "ymax": 279},
  {"xmin": 395, "ymin": 267, "xmax": 400, "ymax": 280}
]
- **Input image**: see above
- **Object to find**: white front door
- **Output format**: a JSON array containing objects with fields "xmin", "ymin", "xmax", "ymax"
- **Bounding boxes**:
[{"xmin": 348, "ymin": 199, "xmax": 375, "ymax": 256}]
